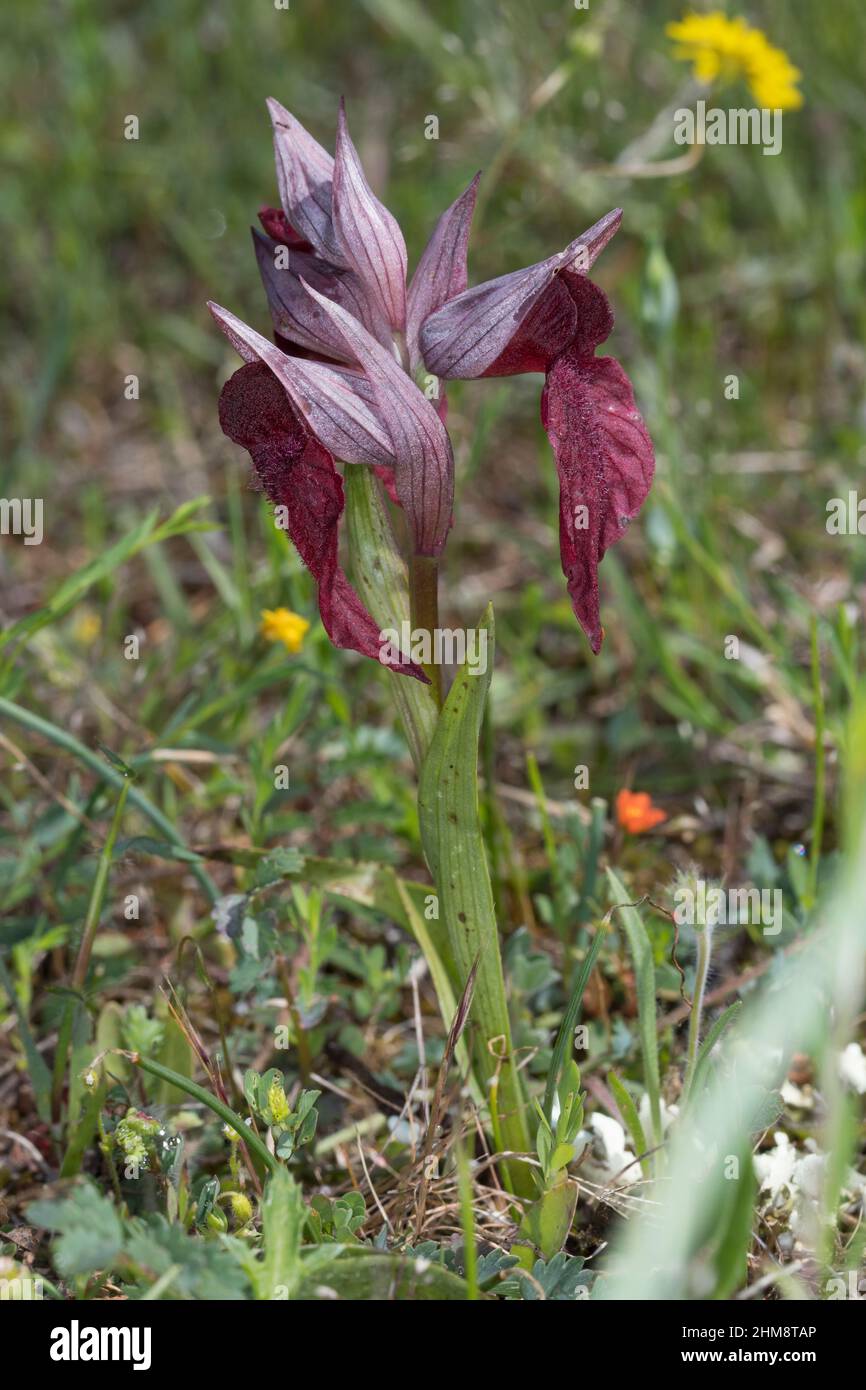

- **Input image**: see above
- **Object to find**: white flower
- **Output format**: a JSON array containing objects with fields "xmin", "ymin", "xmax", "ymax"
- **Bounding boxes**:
[
  {"xmin": 780, "ymin": 1079, "xmax": 814, "ymax": 1109},
  {"xmin": 839, "ymin": 1043, "xmax": 866, "ymax": 1094},
  {"xmin": 754, "ymin": 1131, "xmax": 797, "ymax": 1199},
  {"xmin": 639, "ymin": 1093, "xmax": 679, "ymax": 1135},
  {"xmin": 587, "ymin": 1114, "xmax": 640, "ymax": 1186},
  {"xmin": 792, "ymin": 1151, "xmax": 825, "ymax": 1201}
]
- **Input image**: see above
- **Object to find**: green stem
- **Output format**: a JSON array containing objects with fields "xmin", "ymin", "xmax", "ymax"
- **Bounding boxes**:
[
  {"xmin": 127, "ymin": 1052, "xmax": 279, "ymax": 1175},
  {"xmin": 544, "ymin": 922, "xmax": 607, "ymax": 1125},
  {"xmin": 276, "ymin": 953, "xmax": 312, "ymax": 1084},
  {"xmin": 455, "ymin": 1139, "xmax": 479, "ymax": 1300},
  {"xmin": 683, "ymin": 925, "xmax": 714, "ymax": 1102},
  {"xmin": 343, "ymin": 467, "xmax": 439, "ymax": 768},
  {"xmin": 410, "ymin": 553, "xmax": 443, "ymax": 707},
  {"xmin": 576, "ymin": 797, "xmax": 607, "ymax": 932},
  {"xmin": 73, "ymin": 780, "xmax": 131, "ymax": 992},
  {"xmin": 526, "ymin": 751, "xmax": 567, "ymax": 939}
]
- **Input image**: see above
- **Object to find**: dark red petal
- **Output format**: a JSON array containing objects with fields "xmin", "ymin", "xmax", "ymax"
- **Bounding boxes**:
[
  {"xmin": 258, "ymin": 206, "xmax": 313, "ymax": 252},
  {"xmin": 541, "ymin": 349, "xmax": 654, "ymax": 654},
  {"xmin": 559, "ymin": 270, "xmax": 616, "ymax": 355},
  {"xmin": 218, "ymin": 362, "xmax": 426, "ymax": 682},
  {"xmin": 479, "ymin": 276, "xmax": 577, "ymax": 376},
  {"xmin": 419, "ymin": 209, "xmax": 622, "ymax": 379},
  {"xmin": 209, "ymin": 302, "xmax": 393, "ymax": 469}
]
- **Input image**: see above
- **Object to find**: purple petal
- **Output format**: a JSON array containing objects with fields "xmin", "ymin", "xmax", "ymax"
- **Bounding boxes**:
[
  {"xmin": 218, "ymin": 361, "xmax": 426, "ymax": 681},
  {"xmin": 419, "ymin": 209, "xmax": 622, "ymax": 379},
  {"xmin": 331, "ymin": 100, "xmax": 408, "ymax": 334},
  {"xmin": 252, "ymin": 230, "xmax": 356, "ymax": 362},
  {"xmin": 208, "ymin": 302, "xmax": 394, "ymax": 469},
  {"xmin": 298, "ymin": 280, "xmax": 453, "ymax": 556},
  {"xmin": 252, "ymin": 229, "xmax": 391, "ymax": 359},
  {"xmin": 406, "ymin": 173, "xmax": 480, "ymax": 372},
  {"xmin": 266, "ymin": 98, "xmax": 344, "ymax": 265}
]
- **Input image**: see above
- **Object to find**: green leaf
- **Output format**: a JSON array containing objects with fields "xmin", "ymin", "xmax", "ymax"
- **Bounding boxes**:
[
  {"xmin": 542, "ymin": 923, "xmax": 605, "ymax": 1125},
  {"xmin": 59, "ymin": 1061, "xmax": 107, "ymax": 1179},
  {"xmin": 0, "ymin": 954, "xmax": 52, "ymax": 1122},
  {"xmin": 550, "ymin": 1142, "xmax": 576, "ymax": 1172},
  {"xmin": 257, "ymin": 1168, "xmax": 305, "ymax": 1300},
  {"xmin": 243, "ymin": 1068, "xmax": 259, "ymax": 1111},
  {"xmin": 154, "ymin": 1012, "xmax": 195, "ymax": 1105},
  {"xmin": 502, "ymin": 1251, "xmax": 590, "ymax": 1301},
  {"xmin": 514, "ymin": 1174, "xmax": 579, "ymax": 1265},
  {"xmin": 28, "ymin": 1182, "xmax": 124, "ymax": 1278},
  {"xmin": 392, "ymin": 875, "xmax": 476, "ymax": 1099},
  {"xmin": 294, "ymin": 1249, "xmax": 475, "ymax": 1300},
  {"xmin": 96, "ymin": 744, "xmax": 136, "ymax": 778},
  {"xmin": 712, "ymin": 1147, "xmax": 756, "ymax": 1299},
  {"xmin": 195, "ymin": 1177, "xmax": 221, "ymax": 1229},
  {"xmin": 607, "ymin": 1070, "xmax": 651, "ymax": 1177},
  {"xmin": 124, "ymin": 1215, "xmax": 250, "ymax": 1300},
  {"xmin": 117, "ymin": 836, "xmax": 204, "ymax": 864},
  {"xmin": 417, "ymin": 605, "xmax": 531, "ymax": 1194},
  {"xmin": 248, "ymin": 847, "xmax": 305, "ymax": 888}
]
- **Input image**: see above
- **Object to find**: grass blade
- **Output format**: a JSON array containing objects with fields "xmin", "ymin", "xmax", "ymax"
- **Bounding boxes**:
[
  {"xmin": 607, "ymin": 1069, "xmax": 651, "ymax": 1177},
  {"xmin": 605, "ymin": 870, "xmax": 662, "ymax": 1149}
]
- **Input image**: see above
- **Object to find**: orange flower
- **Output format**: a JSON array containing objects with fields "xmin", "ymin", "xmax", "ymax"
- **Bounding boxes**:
[{"xmin": 615, "ymin": 789, "xmax": 667, "ymax": 835}]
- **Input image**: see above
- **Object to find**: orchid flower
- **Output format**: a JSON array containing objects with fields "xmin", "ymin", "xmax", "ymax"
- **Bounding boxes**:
[
  {"xmin": 418, "ymin": 210, "xmax": 655, "ymax": 653},
  {"xmin": 209, "ymin": 99, "xmax": 654, "ymax": 675}
]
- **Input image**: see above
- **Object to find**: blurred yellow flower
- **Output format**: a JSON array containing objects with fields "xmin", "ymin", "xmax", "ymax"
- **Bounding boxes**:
[
  {"xmin": 260, "ymin": 607, "xmax": 310, "ymax": 652},
  {"xmin": 667, "ymin": 11, "xmax": 803, "ymax": 110},
  {"xmin": 72, "ymin": 610, "xmax": 101, "ymax": 645}
]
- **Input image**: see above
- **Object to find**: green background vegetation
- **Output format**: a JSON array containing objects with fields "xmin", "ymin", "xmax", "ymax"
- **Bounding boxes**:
[{"xmin": 1, "ymin": 0, "xmax": 865, "ymax": 1301}]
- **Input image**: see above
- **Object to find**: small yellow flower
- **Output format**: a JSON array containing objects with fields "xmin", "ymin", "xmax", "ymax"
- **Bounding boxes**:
[
  {"xmin": 266, "ymin": 1076, "xmax": 291, "ymax": 1128},
  {"xmin": 260, "ymin": 607, "xmax": 310, "ymax": 652},
  {"xmin": 667, "ymin": 11, "xmax": 803, "ymax": 111},
  {"xmin": 72, "ymin": 610, "xmax": 101, "ymax": 645},
  {"xmin": 224, "ymin": 1191, "xmax": 254, "ymax": 1229}
]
